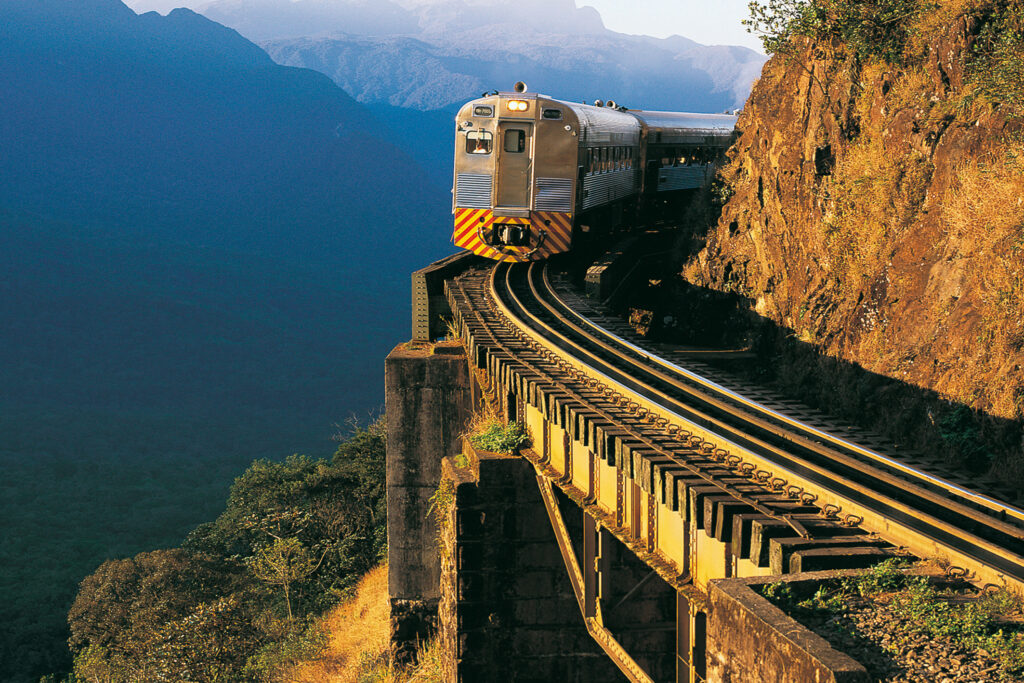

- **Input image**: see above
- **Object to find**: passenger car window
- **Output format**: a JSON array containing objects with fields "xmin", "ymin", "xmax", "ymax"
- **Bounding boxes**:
[
  {"xmin": 474, "ymin": 105, "xmax": 494, "ymax": 117},
  {"xmin": 466, "ymin": 130, "xmax": 493, "ymax": 155},
  {"xmin": 504, "ymin": 129, "xmax": 526, "ymax": 153}
]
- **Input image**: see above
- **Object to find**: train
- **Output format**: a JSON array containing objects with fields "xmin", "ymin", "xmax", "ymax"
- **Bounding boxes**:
[{"xmin": 452, "ymin": 82, "xmax": 738, "ymax": 262}]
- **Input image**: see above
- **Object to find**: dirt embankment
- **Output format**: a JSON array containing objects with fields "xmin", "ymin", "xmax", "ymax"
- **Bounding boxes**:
[{"xmin": 672, "ymin": 1, "xmax": 1024, "ymax": 478}]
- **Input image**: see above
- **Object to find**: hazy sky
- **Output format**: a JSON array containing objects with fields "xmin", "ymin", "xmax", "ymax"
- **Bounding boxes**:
[{"xmin": 579, "ymin": 0, "xmax": 761, "ymax": 51}]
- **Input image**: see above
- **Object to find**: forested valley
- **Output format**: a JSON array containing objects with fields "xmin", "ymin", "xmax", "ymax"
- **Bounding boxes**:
[{"xmin": 44, "ymin": 420, "xmax": 387, "ymax": 683}]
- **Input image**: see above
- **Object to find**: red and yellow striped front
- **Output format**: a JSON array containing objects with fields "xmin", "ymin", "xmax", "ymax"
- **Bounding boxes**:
[{"xmin": 453, "ymin": 208, "xmax": 573, "ymax": 262}]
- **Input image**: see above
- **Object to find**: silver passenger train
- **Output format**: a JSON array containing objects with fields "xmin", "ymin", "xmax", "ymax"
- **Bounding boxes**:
[{"xmin": 452, "ymin": 82, "xmax": 737, "ymax": 262}]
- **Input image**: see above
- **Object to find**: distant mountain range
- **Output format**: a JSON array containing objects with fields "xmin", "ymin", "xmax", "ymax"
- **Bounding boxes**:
[
  {"xmin": 262, "ymin": 30, "xmax": 765, "ymax": 113},
  {"xmin": 121, "ymin": 0, "xmax": 766, "ymax": 188},
  {"xmin": 1, "ymin": 0, "xmax": 448, "ymax": 273},
  {"xmin": 124, "ymin": 0, "xmax": 767, "ymax": 113},
  {"xmin": 127, "ymin": 0, "xmax": 607, "ymax": 40}
]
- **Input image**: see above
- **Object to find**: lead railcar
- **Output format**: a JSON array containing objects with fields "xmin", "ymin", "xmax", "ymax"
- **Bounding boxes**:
[{"xmin": 452, "ymin": 83, "xmax": 738, "ymax": 262}]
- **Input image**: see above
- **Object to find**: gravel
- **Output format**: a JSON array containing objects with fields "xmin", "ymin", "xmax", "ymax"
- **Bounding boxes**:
[{"xmin": 798, "ymin": 597, "xmax": 1022, "ymax": 682}]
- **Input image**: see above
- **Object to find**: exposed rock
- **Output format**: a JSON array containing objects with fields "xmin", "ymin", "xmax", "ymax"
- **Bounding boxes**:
[{"xmin": 681, "ymin": 3, "xmax": 1024, "ymax": 476}]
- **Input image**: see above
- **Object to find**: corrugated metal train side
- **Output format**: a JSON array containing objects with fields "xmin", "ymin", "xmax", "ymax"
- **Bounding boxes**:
[{"xmin": 451, "ymin": 89, "xmax": 737, "ymax": 262}]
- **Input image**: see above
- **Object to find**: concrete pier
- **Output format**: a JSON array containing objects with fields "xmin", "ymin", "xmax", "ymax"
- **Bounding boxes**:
[
  {"xmin": 438, "ymin": 442, "xmax": 626, "ymax": 683},
  {"xmin": 385, "ymin": 341, "xmax": 472, "ymax": 662}
]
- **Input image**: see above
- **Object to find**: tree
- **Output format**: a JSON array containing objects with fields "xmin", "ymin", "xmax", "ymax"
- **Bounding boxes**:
[
  {"xmin": 65, "ymin": 418, "xmax": 389, "ymax": 681},
  {"xmin": 184, "ymin": 417, "xmax": 387, "ymax": 612},
  {"xmin": 248, "ymin": 537, "xmax": 325, "ymax": 621},
  {"xmin": 745, "ymin": 0, "xmax": 926, "ymax": 63},
  {"xmin": 67, "ymin": 549, "xmax": 241, "ymax": 682},
  {"xmin": 147, "ymin": 596, "xmax": 262, "ymax": 683}
]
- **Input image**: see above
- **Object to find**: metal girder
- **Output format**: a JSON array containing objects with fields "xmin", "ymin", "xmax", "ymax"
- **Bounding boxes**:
[{"xmin": 535, "ymin": 473, "xmax": 655, "ymax": 683}]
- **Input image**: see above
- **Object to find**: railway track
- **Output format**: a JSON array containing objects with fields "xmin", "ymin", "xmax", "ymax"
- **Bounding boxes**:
[{"xmin": 448, "ymin": 257, "xmax": 1024, "ymax": 592}]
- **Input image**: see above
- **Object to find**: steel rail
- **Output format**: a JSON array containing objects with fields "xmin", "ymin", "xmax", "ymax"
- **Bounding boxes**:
[
  {"xmin": 491, "ymin": 260, "xmax": 1024, "ymax": 587},
  {"xmin": 535, "ymin": 267, "xmax": 1024, "ymax": 546},
  {"xmin": 545, "ymin": 267, "xmax": 1024, "ymax": 527},
  {"xmin": 485, "ymin": 263, "xmax": 812, "ymax": 536}
]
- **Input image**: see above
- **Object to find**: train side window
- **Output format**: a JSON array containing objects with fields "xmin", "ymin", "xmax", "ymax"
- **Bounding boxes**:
[
  {"xmin": 542, "ymin": 108, "xmax": 563, "ymax": 120},
  {"xmin": 466, "ymin": 130, "xmax": 493, "ymax": 154},
  {"xmin": 504, "ymin": 129, "xmax": 526, "ymax": 153}
]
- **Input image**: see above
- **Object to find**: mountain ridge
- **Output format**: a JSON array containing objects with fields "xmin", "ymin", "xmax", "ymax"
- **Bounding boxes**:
[{"xmin": 262, "ymin": 29, "xmax": 765, "ymax": 113}]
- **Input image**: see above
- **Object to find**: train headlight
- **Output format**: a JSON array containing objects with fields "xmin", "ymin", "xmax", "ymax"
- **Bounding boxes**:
[{"xmin": 507, "ymin": 100, "xmax": 529, "ymax": 112}]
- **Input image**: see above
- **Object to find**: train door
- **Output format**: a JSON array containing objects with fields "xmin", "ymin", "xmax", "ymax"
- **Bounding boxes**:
[{"xmin": 496, "ymin": 122, "xmax": 533, "ymax": 208}]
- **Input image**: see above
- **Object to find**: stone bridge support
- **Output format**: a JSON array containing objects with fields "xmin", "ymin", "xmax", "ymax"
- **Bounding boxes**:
[{"xmin": 386, "ymin": 341, "xmax": 472, "ymax": 662}]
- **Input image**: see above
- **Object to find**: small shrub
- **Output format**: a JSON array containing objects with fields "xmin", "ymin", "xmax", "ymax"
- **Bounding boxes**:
[
  {"xmin": 799, "ymin": 584, "xmax": 849, "ymax": 611},
  {"xmin": 937, "ymin": 405, "xmax": 995, "ymax": 469},
  {"xmin": 761, "ymin": 580, "xmax": 796, "ymax": 607},
  {"xmin": 244, "ymin": 620, "xmax": 326, "ymax": 682},
  {"xmin": 427, "ymin": 477, "xmax": 455, "ymax": 550},
  {"xmin": 855, "ymin": 557, "xmax": 912, "ymax": 594},
  {"xmin": 469, "ymin": 420, "xmax": 530, "ymax": 454}
]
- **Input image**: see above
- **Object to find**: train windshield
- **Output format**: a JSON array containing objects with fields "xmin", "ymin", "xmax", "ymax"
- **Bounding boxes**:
[{"xmin": 466, "ymin": 130, "xmax": 493, "ymax": 155}]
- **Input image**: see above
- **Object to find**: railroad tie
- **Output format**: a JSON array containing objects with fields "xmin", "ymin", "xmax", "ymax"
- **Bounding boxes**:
[
  {"xmin": 768, "ymin": 535, "xmax": 890, "ymax": 574},
  {"xmin": 748, "ymin": 516, "xmax": 860, "ymax": 568},
  {"xmin": 789, "ymin": 546, "xmax": 903, "ymax": 573}
]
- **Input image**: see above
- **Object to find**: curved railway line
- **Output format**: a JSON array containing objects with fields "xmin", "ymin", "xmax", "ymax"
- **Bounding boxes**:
[{"xmin": 447, "ymin": 257, "xmax": 1024, "ymax": 593}]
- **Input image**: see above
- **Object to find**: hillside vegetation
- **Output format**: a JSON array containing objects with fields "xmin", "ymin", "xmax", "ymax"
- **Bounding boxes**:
[
  {"xmin": 675, "ymin": 0, "xmax": 1024, "ymax": 479},
  {"xmin": 55, "ymin": 419, "xmax": 386, "ymax": 683}
]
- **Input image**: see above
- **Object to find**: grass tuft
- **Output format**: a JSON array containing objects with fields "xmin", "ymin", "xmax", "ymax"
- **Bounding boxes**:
[{"xmin": 468, "ymin": 419, "xmax": 530, "ymax": 454}]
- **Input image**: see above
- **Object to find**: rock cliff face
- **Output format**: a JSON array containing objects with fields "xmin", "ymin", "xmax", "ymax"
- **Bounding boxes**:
[{"xmin": 679, "ymin": 3, "xmax": 1024, "ymax": 473}]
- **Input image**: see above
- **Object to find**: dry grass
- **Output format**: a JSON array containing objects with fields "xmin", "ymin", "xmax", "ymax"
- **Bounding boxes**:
[
  {"xmin": 942, "ymin": 140, "xmax": 1024, "ymax": 418},
  {"xmin": 282, "ymin": 565, "xmax": 444, "ymax": 683},
  {"xmin": 284, "ymin": 565, "xmax": 390, "ymax": 682},
  {"xmin": 822, "ymin": 135, "xmax": 933, "ymax": 288}
]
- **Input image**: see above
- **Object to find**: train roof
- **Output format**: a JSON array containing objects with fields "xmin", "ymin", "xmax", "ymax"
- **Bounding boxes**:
[
  {"xmin": 629, "ymin": 110, "xmax": 738, "ymax": 143},
  {"xmin": 460, "ymin": 90, "xmax": 737, "ymax": 146},
  {"xmin": 555, "ymin": 99, "xmax": 641, "ymax": 145}
]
